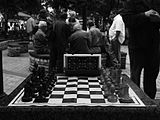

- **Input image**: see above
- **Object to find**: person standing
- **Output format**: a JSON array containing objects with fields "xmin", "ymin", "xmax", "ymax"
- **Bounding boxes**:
[
  {"xmin": 26, "ymin": 14, "xmax": 35, "ymax": 41},
  {"xmin": 87, "ymin": 20, "xmax": 103, "ymax": 47},
  {"xmin": 66, "ymin": 11, "xmax": 79, "ymax": 25},
  {"xmin": 109, "ymin": 11, "xmax": 125, "ymax": 65},
  {"xmin": 121, "ymin": 0, "xmax": 160, "ymax": 99},
  {"xmin": 49, "ymin": 12, "xmax": 71, "ymax": 73}
]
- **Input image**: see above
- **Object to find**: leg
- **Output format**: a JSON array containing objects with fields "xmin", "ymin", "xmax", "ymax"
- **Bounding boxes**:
[
  {"xmin": 111, "ymin": 40, "xmax": 121, "ymax": 63},
  {"xmin": 129, "ymin": 48, "xmax": 144, "ymax": 87},
  {"xmin": 56, "ymin": 48, "xmax": 65, "ymax": 73},
  {"xmin": 49, "ymin": 47, "xmax": 58, "ymax": 73},
  {"xmin": 143, "ymin": 49, "xmax": 160, "ymax": 99}
]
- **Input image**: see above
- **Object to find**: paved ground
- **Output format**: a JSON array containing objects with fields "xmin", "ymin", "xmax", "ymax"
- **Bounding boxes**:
[
  {"xmin": 2, "ymin": 45, "xmax": 160, "ymax": 99},
  {"xmin": 2, "ymin": 50, "xmax": 30, "ymax": 95}
]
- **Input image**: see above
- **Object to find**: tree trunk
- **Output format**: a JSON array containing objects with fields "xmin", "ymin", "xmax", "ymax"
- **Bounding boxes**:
[
  {"xmin": 82, "ymin": 4, "xmax": 87, "ymax": 31},
  {"xmin": 3, "ymin": 11, "xmax": 8, "ymax": 39}
]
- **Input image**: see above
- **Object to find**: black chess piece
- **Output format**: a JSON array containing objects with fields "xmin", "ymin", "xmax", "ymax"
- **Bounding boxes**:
[
  {"xmin": 31, "ymin": 62, "xmax": 38, "ymax": 73},
  {"xmin": 35, "ymin": 94, "xmax": 48, "ymax": 103},
  {"xmin": 34, "ymin": 82, "xmax": 48, "ymax": 103},
  {"xmin": 22, "ymin": 82, "xmax": 33, "ymax": 102}
]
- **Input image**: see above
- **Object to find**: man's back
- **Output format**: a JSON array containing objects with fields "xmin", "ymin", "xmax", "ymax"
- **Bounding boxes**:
[{"xmin": 69, "ymin": 30, "xmax": 90, "ymax": 54}]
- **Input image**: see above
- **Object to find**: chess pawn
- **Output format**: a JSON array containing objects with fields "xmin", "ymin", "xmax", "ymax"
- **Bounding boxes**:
[
  {"xmin": 104, "ymin": 74, "xmax": 109, "ymax": 82},
  {"xmin": 105, "ymin": 68, "xmax": 110, "ymax": 77},
  {"xmin": 35, "ymin": 94, "xmax": 47, "ymax": 103},
  {"xmin": 104, "ymin": 87, "xmax": 111, "ymax": 98},
  {"xmin": 107, "ymin": 84, "xmax": 118, "ymax": 103},
  {"xmin": 102, "ymin": 84, "xmax": 107, "ymax": 91},
  {"xmin": 38, "ymin": 67, "xmax": 45, "ymax": 78},
  {"xmin": 104, "ymin": 81, "xmax": 112, "ymax": 98},
  {"xmin": 31, "ymin": 62, "xmax": 38, "ymax": 73},
  {"xmin": 105, "ymin": 77, "xmax": 112, "ymax": 85},
  {"xmin": 110, "ymin": 68, "xmax": 121, "ymax": 88},
  {"xmin": 100, "ymin": 75, "xmax": 105, "ymax": 84},
  {"xmin": 115, "ymin": 69, "xmax": 122, "ymax": 87},
  {"xmin": 109, "ymin": 67, "xmax": 117, "ymax": 83}
]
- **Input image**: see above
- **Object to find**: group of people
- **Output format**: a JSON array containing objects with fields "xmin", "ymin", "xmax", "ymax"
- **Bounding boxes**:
[
  {"xmin": 48, "ymin": 12, "xmax": 120, "ymax": 73},
  {"xmin": 29, "ymin": 0, "xmax": 160, "ymax": 99},
  {"xmin": 30, "ymin": 10, "xmax": 120, "ymax": 72}
]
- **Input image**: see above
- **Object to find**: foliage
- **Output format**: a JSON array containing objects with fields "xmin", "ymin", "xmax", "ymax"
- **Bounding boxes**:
[{"xmin": 0, "ymin": 0, "xmax": 41, "ymax": 16}]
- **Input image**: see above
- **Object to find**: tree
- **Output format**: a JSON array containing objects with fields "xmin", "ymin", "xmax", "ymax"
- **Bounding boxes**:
[
  {"xmin": 0, "ymin": 0, "xmax": 41, "ymax": 38},
  {"xmin": 43, "ymin": 0, "xmax": 118, "ymax": 30}
]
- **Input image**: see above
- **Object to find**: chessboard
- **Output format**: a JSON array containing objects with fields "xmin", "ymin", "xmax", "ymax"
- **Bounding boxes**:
[{"xmin": 9, "ymin": 76, "xmax": 145, "ymax": 107}]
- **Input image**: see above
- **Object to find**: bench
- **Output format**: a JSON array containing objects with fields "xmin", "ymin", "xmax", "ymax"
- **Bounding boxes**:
[
  {"xmin": 28, "ymin": 50, "xmax": 50, "ymax": 72},
  {"xmin": 7, "ymin": 43, "xmax": 21, "ymax": 57},
  {"xmin": 18, "ymin": 41, "xmax": 29, "ymax": 53}
]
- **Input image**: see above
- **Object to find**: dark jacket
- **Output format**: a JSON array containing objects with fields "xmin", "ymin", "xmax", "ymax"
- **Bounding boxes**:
[
  {"xmin": 69, "ymin": 30, "xmax": 101, "ymax": 54},
  {"xmin": 49, "ymin": 20, "xmax": 71, "ymax": 50},
  {"xmin": 121, "ymin": 0, "xmax": 160, "ymax": 49}
]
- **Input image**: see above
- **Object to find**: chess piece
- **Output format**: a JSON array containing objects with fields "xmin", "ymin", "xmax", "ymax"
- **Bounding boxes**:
[
  {"xmin": 118, "ymin": 84, "xmax": 132, "ymax": 103},
  {"xmin": 102, "ymin": 84, "xmax": 107, "ymax": 91},
  {"xmin": 100, "ymin": 74, "xmax": 105, "ymax": 84},
  {"xmin": 22, "ymin": 83, "xmax": 33, "ymax": 102},
  {"xmin": 104, "ymin": 81, "xmax": 112, "ymax": 98},
  {"xmin": 31, "ymin": 62, "xmax": 38, "ymax": 74},
  {"xmin": 107, "ymin": 84, "xmax": 118, "ymax": 103},
  {"xmin": 35, "ymin": 94, "xmax": 47, "ymax": 103},
  {"xmin": 115, "ymin": 69, "xmax": 122, "ymax": 87},
  {"xmin": 110, "ymin": 68, "xmax": 121, "ymax": 88},
  {"xmin": 110, "ymin": 67, "xmax": 117, "ymax": 83},
  {"xmin": 37, "ymin": 67, "xmax": 45, "ymax": 78},
  {"xmin": 34, "ymin": 83, "xmax": 48, "ymax": 102}
]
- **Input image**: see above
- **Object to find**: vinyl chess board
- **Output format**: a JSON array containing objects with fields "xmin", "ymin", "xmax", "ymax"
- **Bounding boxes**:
[{"xmin": 9, "ymin": 76, "xmax": 145, "ymax": 107}]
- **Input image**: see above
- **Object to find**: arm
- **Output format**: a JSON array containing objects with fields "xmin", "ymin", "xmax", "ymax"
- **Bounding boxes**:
[
  {"xmin": 122, "ymin": 11, "xmax": 150, "ymax": 28},
  {"xmin": 121, "ymin": 0, "xmax": 160, "ymax": 28}
]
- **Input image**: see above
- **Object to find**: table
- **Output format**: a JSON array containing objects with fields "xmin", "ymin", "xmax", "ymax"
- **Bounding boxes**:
[{"xmin": 0, "ymin": 74, "xmax": 158, "ymax": 120}]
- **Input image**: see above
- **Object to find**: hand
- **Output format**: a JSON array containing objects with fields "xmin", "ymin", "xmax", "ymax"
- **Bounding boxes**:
[
  {"xmin": 112, "ymin": 37, "xmax": 118, "ymax": 42},
  {"xmin": 150, "ymin": 11, "xmax": 160, "ymax": 22},
  {"xmin": 145, "ymin": 9, "xmax": 159, "ymax": 17}
]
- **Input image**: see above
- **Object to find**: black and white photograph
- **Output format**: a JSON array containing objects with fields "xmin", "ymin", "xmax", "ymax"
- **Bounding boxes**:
[{"xmin": 0, "ymin": 0, "xmax": 160, "ymax": 120}]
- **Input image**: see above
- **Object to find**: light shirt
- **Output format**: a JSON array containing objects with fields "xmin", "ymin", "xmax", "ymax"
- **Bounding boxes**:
[
  {"xmin": 109, "ymin": 14, "xmax": 125, "ymax": 44},
  {"xmin": 26, "ymin": 17, "xmax": 35, "ymax": 33}
]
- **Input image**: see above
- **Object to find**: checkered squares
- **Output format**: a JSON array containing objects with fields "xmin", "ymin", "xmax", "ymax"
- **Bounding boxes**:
[
  {"xmin": 9, "ymin": 76, "xmax": 145, "ymax": 107},
  {"xmin": 47, "ymin": 76, "xmax": 107, "ymax": 104}
]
